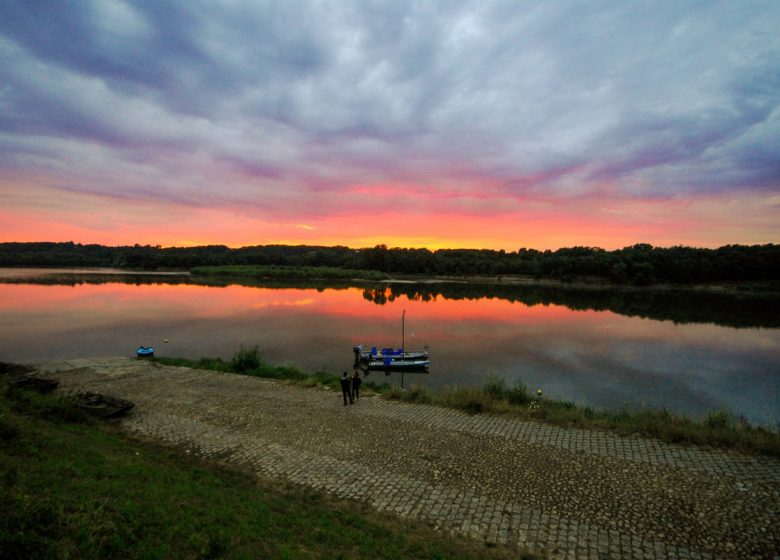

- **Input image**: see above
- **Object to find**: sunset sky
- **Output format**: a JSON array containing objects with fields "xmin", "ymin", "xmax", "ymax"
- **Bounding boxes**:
[{"xmin": 1, "ymin": 1, "xmax": 779, "ymax": 251}]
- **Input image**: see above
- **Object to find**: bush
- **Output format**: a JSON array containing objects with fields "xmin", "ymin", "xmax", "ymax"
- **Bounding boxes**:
[
  {"xmin": 440, "ymin": 387, "xmax": 494, "ymax": 414},
  {"xmin": 507, "ymin": 380, "xmax": 532, "ymax": 406},
  {"xmin": 231, "ymin": 346, "xmax": 261, "ymax": 373},
  {"xmin": 483, "ymin": 376, "xmax": 508, "ymax": 400},
  {"xmin": 704, "ymin": 409, "xmax": 732, "ymax": 430},
  {"xmin": 404, "ymin": 385, "xmax": 432, "ymax": 404},
  {"xmin": 385, "ymin": 386, "xmax": 404, "ymax": 400}
]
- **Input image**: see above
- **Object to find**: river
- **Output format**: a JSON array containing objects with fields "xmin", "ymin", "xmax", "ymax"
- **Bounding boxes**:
[{"xmin": 0, "ymin": 268, "xmax": 777, "ymax": 427}]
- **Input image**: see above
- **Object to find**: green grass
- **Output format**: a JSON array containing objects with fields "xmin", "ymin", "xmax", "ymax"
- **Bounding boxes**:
[
  {"xmin": 153, "ymin": 347, "xmax": 388, "ymax": 392},
  {"xmin": 190, "ymin": 265, "xmax": 387, "ymax": 281},
  {"xmin": 0, "ymin": 374, "xmax": 525, "ymax": 560}
]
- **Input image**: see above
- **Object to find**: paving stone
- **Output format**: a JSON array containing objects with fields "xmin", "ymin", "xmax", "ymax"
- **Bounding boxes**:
[{"xmin": 37, "ymin": 357, "xmax": 780, "ymax": 559}]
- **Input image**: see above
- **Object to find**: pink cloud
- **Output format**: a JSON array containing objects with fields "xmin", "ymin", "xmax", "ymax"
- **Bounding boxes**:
[{"xmin": 2, "ymin": 173, "xmax": 778, "ymax": 250}]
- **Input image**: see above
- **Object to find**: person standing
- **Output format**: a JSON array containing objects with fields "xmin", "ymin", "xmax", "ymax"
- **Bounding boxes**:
[
  {"xmin": 351, "ymin": 370, "xmax": 362, "ymax": 401},
  {"xmin": 340, "ymin": 371, "xmax": 353, "ymax": 405}
]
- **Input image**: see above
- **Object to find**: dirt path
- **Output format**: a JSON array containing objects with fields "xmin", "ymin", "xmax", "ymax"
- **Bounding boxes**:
[{"xmin": 38, "ymin": 357, "xmax": 779, "ymax": 559}]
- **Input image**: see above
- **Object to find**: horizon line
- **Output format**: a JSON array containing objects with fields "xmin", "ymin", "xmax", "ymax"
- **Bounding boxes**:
[{"xmin": 2, "ymin": 239, "xmax": 776, "ymax": 253}]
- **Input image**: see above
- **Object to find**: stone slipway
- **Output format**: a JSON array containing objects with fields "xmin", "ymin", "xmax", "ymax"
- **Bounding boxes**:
[{"xmin": 36, "ymin": 357, "xmax": 779, "ymax": 559}]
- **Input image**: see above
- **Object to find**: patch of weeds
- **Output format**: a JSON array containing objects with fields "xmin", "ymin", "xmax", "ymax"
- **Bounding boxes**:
[
  {"xmin": 404, "ymin": 384, "xmax": 433, "ymax": 404},
  {"xmin": 6, "ymin": 386, "xmax": 91, "ymax": 425},
  {"xmin": 483, "ymin": 375, "xmax": 509, "ymax": 400},
  {"xmin": 230, "ymin": 346, "xmax": 261, "ymax": 373},
  {"xmin": 507, "ymin": 380, "xmax": 533, "ymax": 406},
  {"xmin": 384, "ymin": 386, "xmax": 404, "ymax": 400},
  {"xmin": 440, "ymin": 387, "xmax": 496, "ymax": 414},
  {"xmin": 385, "ymin": 384, "xmax": 432, "ymax": 404},
  {"xmin": 704, "ymin": 409, "xmax": 732, "ymax": 430},
  {"xmin": 311, "ymin": 371, "xmax": 340, "ymax": 389}
]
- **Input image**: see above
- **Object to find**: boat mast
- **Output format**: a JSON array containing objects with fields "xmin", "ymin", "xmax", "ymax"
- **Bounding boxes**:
[{"xmin": 402, "ymin": 309, "xmax": 405, "ymax": 352}]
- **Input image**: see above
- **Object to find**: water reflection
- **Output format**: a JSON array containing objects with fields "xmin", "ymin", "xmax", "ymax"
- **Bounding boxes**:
[
  {"xmin": 3, "ymin": 271, "xmax": 777, "ymax": 328},
  {"xmin": 0, "ymin": 270, "xmax": 777, "ymax": 426},
  {"xmin": 360, "ymin": 283, "xmax": 780, "ymax": 329}
]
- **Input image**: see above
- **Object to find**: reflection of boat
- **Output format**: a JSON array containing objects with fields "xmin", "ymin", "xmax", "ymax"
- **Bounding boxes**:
[
  {"xmin": 136, "ymin": 346, "xmax": 154, "ymax": 358},
  {"xmin": 74, "ymin": 391, "xmax": 134, "ymax": 418}
]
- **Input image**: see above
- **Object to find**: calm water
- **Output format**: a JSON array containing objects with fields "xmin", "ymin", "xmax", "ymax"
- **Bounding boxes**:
[{"xmin": 0, "ymin": 269, "xmax": 777, "ymax": 427}]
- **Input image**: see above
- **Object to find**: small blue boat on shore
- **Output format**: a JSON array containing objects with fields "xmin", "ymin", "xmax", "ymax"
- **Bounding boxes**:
[{"xmin": 136, "ymin": 346, "xmax": 154, "ymax": 358}]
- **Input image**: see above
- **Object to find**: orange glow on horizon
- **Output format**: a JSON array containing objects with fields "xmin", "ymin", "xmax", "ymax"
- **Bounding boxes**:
[{"xmin": 1, "ymin": 181, "xmax": 778, "ymax": 251}]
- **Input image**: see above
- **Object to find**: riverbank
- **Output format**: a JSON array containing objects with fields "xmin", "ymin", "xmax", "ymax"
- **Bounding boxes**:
[
  {"xmin": 0, "ymin": 366, "xmax": 519, "ymax": 559},
  {"xmin": 153, "ymin": 348, "xmax": 780, "ymax": 458},
  {"xmin": 16, "ymin": 357, "xmax": 780, "ymax": 559},
  {"xmin": 0, "ymin": 265, "xmax": 780, "ymax": 302}
]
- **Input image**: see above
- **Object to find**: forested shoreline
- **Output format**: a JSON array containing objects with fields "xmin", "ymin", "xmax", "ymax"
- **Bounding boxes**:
[{"xmin": 1, "ymin": 241, "xmax": 778, "ymax": 285}]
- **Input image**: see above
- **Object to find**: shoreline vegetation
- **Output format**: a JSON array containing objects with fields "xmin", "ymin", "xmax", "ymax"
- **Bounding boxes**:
[
  {"xmin": 155, "ymin": 347, "xmax": 780, "ymax": 458},
  {"xmin": 0, "ymin": 365, "xmax": 521, "ymax": 559},
  {"xmin": 191, "ymin": 264, "xmax": 387, "ymax": 281},
  {"xmin": 1, "ymin": 241, "xmax": 778, "ymax": 287}
]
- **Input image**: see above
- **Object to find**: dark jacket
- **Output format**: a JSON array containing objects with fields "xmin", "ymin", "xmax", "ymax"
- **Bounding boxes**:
[{"xmin": 340, "ymin": 376, "xmax": 351, "ymax": 392}]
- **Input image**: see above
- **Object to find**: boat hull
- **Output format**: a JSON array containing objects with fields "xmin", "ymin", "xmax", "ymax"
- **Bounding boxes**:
[{"xmin": 366, "ymin": 357, "xmax": 430, "ymax": 371}]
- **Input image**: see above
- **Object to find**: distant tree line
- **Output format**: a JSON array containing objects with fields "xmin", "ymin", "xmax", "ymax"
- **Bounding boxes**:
[{"xmin": 1, "ymin": 241, "xmax": 778, "ymax": 284}]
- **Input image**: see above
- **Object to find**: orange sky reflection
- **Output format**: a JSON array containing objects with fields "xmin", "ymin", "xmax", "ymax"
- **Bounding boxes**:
[{"xmin": 0, "ymin": 281, "xmax": 609, "ymax": 328}]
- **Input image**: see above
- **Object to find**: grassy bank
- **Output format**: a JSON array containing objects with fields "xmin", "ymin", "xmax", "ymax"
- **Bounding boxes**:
[
  {"xmin": 153, "ymin": 348, "xmax": 390, "ymax": 394},
  {"xmin": 155, "ymin": 348, "xmax": 780, "ymax": 458},
  {"xmin": 383, "ymin": 377, "xmax": 780, "ymax": 458},
  {"xmin": 190, "ymin": 264, "xmax": 387, "ymax": 281},
  {"xmin": 0, "ymin": 369, "xmax": 521, "ymax": 560}
]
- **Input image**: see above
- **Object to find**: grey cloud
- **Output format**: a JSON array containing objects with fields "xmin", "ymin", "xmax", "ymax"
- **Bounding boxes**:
[{"xmin": 0, "ymin": 0, "xmax": 778, "ymax": 215}]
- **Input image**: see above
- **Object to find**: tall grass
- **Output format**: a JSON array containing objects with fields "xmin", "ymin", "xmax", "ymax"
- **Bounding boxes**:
[
  {"xmin": 230, "ymin": 345, "xmax": 261, "ymax": 372},
  {"xmin": 155, "ymin": 346, "xmax": 309, "ymax": 382}
]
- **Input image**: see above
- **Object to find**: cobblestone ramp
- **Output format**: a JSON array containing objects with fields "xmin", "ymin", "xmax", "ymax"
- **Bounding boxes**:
[{"xmin": 40, "ymin": 358, "xmax": 780, "ymax": 559}]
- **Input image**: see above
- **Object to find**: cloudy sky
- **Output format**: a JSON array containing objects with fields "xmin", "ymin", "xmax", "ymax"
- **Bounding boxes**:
[{"xmin": 1, "ymin": 1, "xmax": 779, "ymax": 250}]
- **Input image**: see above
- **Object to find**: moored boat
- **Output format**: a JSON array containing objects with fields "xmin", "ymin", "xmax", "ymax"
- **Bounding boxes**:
[
  {"xmin": 353, "ymin": 344, "xmax": 429, "ymax": 363},
  {"xmin": 354, "ymin": 310, "xmax": 430, "ymax": 372},
  {"xmin": 136, "ymin": 346, "xmax": 154, "ymax": 358}
]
